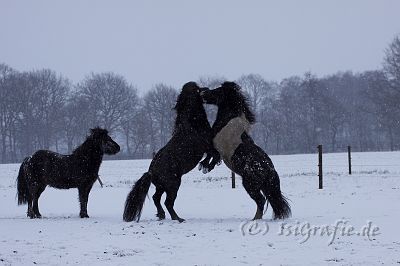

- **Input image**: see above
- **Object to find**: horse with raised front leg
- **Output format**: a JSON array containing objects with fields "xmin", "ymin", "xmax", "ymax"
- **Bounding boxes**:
[
  {"xmin": 200, "ymin": 81, "xmax": 291, "ymax": 220},
  {"xmin": 123, "ymin": 82, "xmax": 221, "ymax": 223}
]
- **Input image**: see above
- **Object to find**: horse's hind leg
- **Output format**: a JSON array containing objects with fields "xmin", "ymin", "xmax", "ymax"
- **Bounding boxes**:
[
  {"xmin": 242, "ymin": 177, "xmax": 266, "ymax": 220},
  {"xmin": 164, "ymin": 179, "xmax": 185, "ymax": 223},
  {"xmin": 27, "ymin": 182, "xmax": 44, "ymax": 219},
  {"xmin": 152, "ymin": 186, "xmax": 165, "ymax": 220},
  {"xmin": 27, "ymin": 199, "xmax": 34, "ymax": 219},
  {"xmin": 32, "ymin": 184, "xmax": 46, "ymax": 218}
]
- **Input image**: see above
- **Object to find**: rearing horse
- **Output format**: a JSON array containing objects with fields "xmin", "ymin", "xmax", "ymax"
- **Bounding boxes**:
[
  {"xmin": 123, "ymin": 82, "xmax": 221, "ymax": 222},
  {"xmin": 200, "ymin": 81, "xmax": 291, "ymax": 220}
]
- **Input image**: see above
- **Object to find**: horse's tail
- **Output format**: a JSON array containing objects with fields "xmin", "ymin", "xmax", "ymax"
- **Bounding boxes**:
[
  {"xmin": 17, "ymin": 157, "xmax": 31, "ymax": 205},
  {"xmin": 123, "ymin": 172, "xmax": 152, "ymax": 222},
  {"xmin": 264, "ymin": 171, "xmax": 291, "ymax": 220}
]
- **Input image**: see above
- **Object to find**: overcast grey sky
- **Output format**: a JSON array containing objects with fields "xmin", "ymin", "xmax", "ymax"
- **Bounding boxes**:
[{"xmin": 1, "ymin": 0, "xmax": 399, "ymax": 92}]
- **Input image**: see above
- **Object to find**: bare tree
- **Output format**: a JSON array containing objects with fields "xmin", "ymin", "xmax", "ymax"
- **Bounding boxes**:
[
  {"xmin": 126, "ymin": 104, "xmax": 153, "ymax": 158},
  {"xmin": 29, "ymin": 69, "xmax": 70, "ymax": 150},
  {"xmin": 62, "ymin": 93, "xmax": 94, "ymax": 153},
  {"xmin": 383, "ymin": 34, "xmax": 400, "ymax": 89},
  {"xmin": 143, "ymin": 84, "xmax": 178, "ymax": 151},
  {"xmin": 259, "ymin": 97, "xmax": 284, "ymax": 154},
  {"xmin": 8, "ymin": 70, "xmax": 70, "ymax": 157},
  {"xmin": 275, "ymin": 76, "xmax": 305, "ymax": 153},
  {"xmin": 236, "ymin": 74, "xmax": 278, "ymax": 149},
  {"xmin": 363, "ymin": 70, "xmax": 398, "ymax": 150},
  {"xmin": 380, "ymin": 35, "xmax": 400, "ymax": 150},
  {"xmin": 0, "ymin": 64, "xmax": 17, "ymax": 162},
  {"xmin": 237, "ymin": 74, "xmax": 276, "ymax": 112},
  {"xmin": 77, "ymin": 72, "xmax": 138, "ymax": 132},
  {"xmin": 120, "ymin": 97, "xmax": 142, "ymax": 157}
]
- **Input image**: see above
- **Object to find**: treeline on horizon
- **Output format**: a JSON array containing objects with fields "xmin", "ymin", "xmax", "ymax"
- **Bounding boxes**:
[{"xmin": 0, "ymin": 35, "xmax": 399, "ymax": 163}]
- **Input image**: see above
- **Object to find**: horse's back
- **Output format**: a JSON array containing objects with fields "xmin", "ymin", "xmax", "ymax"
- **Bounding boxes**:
[
  {"xmin": 31, "ymin": 149, "xmax": 65, "ymax": 158},
  {"xmin": 30, "ymin": 150, "xmax": 68, "ymax": 167},
  {"xmin": 28, "ymin": 150, "xmax": 75, "ymax": 187},
  {"xmin": 150, "ymin": 131, "xmax": 207, "ymax": 177}
]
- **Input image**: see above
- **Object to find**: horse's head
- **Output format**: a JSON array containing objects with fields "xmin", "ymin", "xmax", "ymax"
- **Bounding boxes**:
[
  {"xmin": 174, "ymin": 81, "xmax": 209, "ymax": 112},
  {"xmin": 90, "ymin": 127, "xmax": 120, "ymax": 155},
  {"xmin": 201, "ymin": 81, "xmax": 255, "ymax": 124},
  {"xmin": 200, "ymin": 81, "xmax": 240, "ymax": 106}
]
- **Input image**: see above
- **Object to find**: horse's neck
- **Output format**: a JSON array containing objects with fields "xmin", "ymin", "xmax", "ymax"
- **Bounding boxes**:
[
  {"xmin": 175, "ymin": 110, "xmax": 210, "ymax": 136},
  {"xmin": 73, "ymin": 140, "xmax": 103, "ymax": 167},
  {"xmin": 213, "ymin": 106, "xmax": 242, "ymax": 134},
  {"xmin": 212, "ymin": 107, "xmax": 252, "ymax": 165}
]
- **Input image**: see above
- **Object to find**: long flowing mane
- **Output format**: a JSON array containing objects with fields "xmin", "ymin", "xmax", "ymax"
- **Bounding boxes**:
[
  {"xmin": 222, "ymin": 81, "xmax": 256, "ymax": 124},
  {"xmin": 71, "ymin": 128, "xmax": 108, "ymax": 156},
  {"xmin": 173, "ymin": 89, "xmax": 189, "ymax": 133},
  {"xmin": 71, "ymin": 138, "xmax": 94, "ymax": 156},
  {"xmin": 173, "ymin": 83, "xmax": 209, "ymax": 134}
]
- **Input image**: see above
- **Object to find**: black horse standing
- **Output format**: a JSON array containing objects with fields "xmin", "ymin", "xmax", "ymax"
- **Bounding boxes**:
[
  {"xmin": 200, "ymin": 81, "xmax": 291, "ymax": 220},
  {"xmin": 17, "ymin": 128, "xmax": 120, "ymax": 218},
  {"xmin": 123, "ymin": 82, "xmax": 220, "ymax": 222}
]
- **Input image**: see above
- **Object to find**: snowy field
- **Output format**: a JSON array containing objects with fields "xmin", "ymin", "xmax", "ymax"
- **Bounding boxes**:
[{"xmin": 1, "ymin": 151, "xmax": 399, "ymax": 265}]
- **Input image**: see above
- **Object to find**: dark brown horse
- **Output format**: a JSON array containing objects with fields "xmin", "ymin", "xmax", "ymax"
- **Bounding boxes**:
[
  {"xmin": 123, "ymin": 82, "xmax": 220, "ymax": 222},
  {"xmin": 200, "ymin": 82, "xmax": 291, "ymax": 220},
  {"xmin": 17, "ymin": 128, "xmax": 120, "ymax": 218}
]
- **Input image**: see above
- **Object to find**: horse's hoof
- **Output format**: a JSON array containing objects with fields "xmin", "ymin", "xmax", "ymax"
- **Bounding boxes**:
[
  {"xmin": 252, "ymin": 215, "xmax": 263, "ymax": 220},
  {"xmin": 174, "ymin": 217, "xmax": 185, "ymax": 223},
  {"xmin": 80, "ymin": 214, "xmax": 89, "ymax": 218},
  {"xmin": 156, "ymin": 213, "xmax": 165, "ymax": 220}
]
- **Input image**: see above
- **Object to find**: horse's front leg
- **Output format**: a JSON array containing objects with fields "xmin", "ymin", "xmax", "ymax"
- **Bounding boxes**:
[
  {"xmin": 199, "ymin": 148, "xmax": 221, "ymax": 173},
  {"xmin": 198, "ymin": 153, "xmax": 213, "ymax": 173},
  {"xmin": 208, "ymin": 148, "xmax": 221, "ymax": 170},
  {"xmin": 78, "ymin": 183, "xmax": 93, "ymax": 218}
]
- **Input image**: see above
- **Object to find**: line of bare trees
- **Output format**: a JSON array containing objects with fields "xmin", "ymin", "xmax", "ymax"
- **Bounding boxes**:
[
  {"xmin": 1, "ymin": 35, "xmax": 399, "ymax": 163},
  {"xmin": 0, "ymin": 68, "xmax": 178, "ymax": 163}
]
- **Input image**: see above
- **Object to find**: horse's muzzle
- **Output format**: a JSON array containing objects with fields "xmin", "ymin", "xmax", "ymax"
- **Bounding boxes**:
[{"xmin": 104, "ymin": 142, "xmax": 120, "ymax": 155}]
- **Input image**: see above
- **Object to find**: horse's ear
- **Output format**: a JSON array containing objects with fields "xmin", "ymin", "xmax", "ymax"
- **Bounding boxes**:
[
  {"xmin": 90, "ymin": 127, "xmax": 100, "ymax": 135},
  {"xmin": 235, "ymin": 83, "xmax": 242, "ymax": 91},
  {"xmin": 90, "ymin": 127, "xmax": 108, "ymax": 136},
  {"xmin": 231, "ymin": 82, "xmax": 242, "ymax": 91}
]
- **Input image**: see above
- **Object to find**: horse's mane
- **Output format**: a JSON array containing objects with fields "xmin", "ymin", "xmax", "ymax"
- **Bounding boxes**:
[
  {"xmin": 222, "ymin": 81, "xmax": 256, "ymax": 124},
  {"xmin": 173, "ymin": 82, "xmax": 209, "ymax": 134},
  {"xmin": 72, "ymin": 138, "xmax": 94, "ymax": 156},
  {"xmin": 72, "ymin": 127, "xmax": 107, "ymax": 156}
]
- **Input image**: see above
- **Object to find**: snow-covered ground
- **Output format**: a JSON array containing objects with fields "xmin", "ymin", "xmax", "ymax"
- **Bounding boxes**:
[{"xmin": 1, "ymin": 151, "xmax": 399, "ymax": 265}]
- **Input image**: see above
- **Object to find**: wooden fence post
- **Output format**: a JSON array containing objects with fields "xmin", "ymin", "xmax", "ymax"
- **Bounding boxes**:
[
  {"xmin": 348, "ymin": 146, "xmax": 352, "ymax": 175},
  {"xmin": 318, "ymin": 145, "xmax": 323, "ymax": 189},
  {"xmin": 231, "ymin": 171, "xmax": 236, "ymax": 189}
]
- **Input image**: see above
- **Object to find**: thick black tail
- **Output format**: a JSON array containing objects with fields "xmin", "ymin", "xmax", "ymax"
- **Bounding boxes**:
[
  {"xmin": 17, "ymin": 157, "xmax": 30, "ymax": 205},
  {"xmin": 123, "ymin": 172, "xmax": 152, "ymax": 222},
  {"xmin": 265, "ymin": 172, "xmax": 291, "ymax": 220}
]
